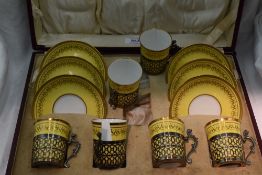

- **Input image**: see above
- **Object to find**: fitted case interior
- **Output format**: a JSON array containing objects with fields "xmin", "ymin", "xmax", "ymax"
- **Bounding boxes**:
[
  {"xmin": 30, "ymin": 0, "xmax": 240, "ymax": 48},
  {"xmin": 10, "ymin": 53, "xmax": 262, "ymax": 175}
]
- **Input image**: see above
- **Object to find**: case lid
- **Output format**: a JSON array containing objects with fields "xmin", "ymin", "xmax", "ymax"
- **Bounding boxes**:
[{"xmin": 28, "ymin": 0, "xmax": 243, "ymax": 51}]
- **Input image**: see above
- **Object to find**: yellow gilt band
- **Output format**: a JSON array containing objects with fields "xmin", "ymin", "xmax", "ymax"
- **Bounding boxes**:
[
  {"xmin": 206, "ymin": 120, "xmax": 240, "ymax": 140},
  {"xmin": 141, "ymin": 46, "xmax": 169, "ymax": 61},
  {"xmin": 92, "ymin": 124, "xmax": 127, "ymax": 141},
  {"xmin": 149, "ymin": 119, "xmax": 185, "ymax": 138},
  {"xmin": 34, "ymin": 120, "xmax": 71, "ymax": 139},
  {"xmin": 109, "ymin": 79, "xmax": 140, "ymax": 94}
]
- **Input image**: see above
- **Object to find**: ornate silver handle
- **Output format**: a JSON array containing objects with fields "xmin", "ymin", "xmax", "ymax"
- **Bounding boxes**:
[
  {"xmin": 109, "ymin": 89, "xmax": 118, "ymax": 109},
  {"xmin": 184, "ymin": 129, "xmax": 198, "ymax": 164},
  {"xmin": 64, "ymin": 133, "xmax": 81, "ymax": 168},
  {"xmin": 243, "ymin": 130, "xmax": 256, "ymax": 165},
  {"xmin": 170, "ymin": 40, "xmax": 181, "ymax": 56}
]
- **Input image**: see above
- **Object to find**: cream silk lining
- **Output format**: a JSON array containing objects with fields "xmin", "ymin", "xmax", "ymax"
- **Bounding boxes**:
[
  {"xmin": 0, "ymin": 35, "xmax": 8, "ymax": 103},
  {"xmin": 31, "ymin": 0, "xmax": 239, "ymax": 47},
  {"xmin": 254, "ymin": 11, "xmax": 262, "ymax": 78}
]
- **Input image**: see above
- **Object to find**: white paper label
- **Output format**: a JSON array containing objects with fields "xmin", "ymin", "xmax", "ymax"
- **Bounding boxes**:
[
  {"xmin": 101, "ymin": 120, "xmax": 112, "ymax": 141},
  {"xmin": 125, "ymin": 38, "xmax": 140, "ymax": 45}
]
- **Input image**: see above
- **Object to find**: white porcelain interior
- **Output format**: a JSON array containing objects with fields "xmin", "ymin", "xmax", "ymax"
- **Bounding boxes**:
[
  {"xmin": 140, "ymin": 28, "xmax": 172, "ymax": 51},
  {"xmin": 108, "ymin": 59, "xmax": 142, "ymax": 85}
]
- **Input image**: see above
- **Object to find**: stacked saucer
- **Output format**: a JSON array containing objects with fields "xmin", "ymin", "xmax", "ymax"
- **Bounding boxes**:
[
  {"xmin": 33, "ymin": 41, "xmax": 108, "ymax": 120},
  {"xmin": 167, "ymin": 44, "xmax": 242, "ymax": 120}
]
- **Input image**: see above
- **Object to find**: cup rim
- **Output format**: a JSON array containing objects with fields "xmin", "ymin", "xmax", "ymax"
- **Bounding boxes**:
[
  {"xmin": 205, "ymin": 117, "xmax": 240, "ymax": 128},
  {"xmin": 34, "ymin": 117, "xmax": 71, "ymax": 127},
  {"xmin": 108, "ymin": 59, "xmax": 142, "ymax": 86},
  {"xmin": 140, "ymin": 28, "xmax": 172, "ymax": 52},
  {"xmin": 148, "ymin": 117, "xmax": 184, "ymax": 127}
]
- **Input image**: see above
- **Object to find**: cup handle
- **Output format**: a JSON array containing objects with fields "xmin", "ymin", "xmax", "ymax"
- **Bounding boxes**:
[
  {"xmin": 184, "ymin": 129, "xmax": 198, "ymax": 164},
  {"xmin": 94, "ymin": 132, "xmax": 102, "ymax": 152},
  {"xmin": 243, "ymin": 130, "xmax": 256, "ymax": 165},
  {"xmin": 109, "ymin": 89, "xmax": 117, "ymax": 109},
  {"xmin": 64, "ymin": 133, "xmax": 81, "ymax": 168},
  {"xmin": 170, "ymin": 40, "xmax": 181, "ymax": 56}
]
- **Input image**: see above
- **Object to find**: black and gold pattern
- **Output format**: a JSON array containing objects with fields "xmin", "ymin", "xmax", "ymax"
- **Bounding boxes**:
[
  {"xmin": 168, "ymin": 59, "xmax": 237, "ymax": 101},
  {"xmin": 151, "ymin": 132, "xmax": 186, "ymax": 167},
  {"xmin": 32, "ymin": 135, "xmax": 68, "ymax": 168},
  {"xmin": 35, "ymin": 56, "xmax": 106, "ymax": 96},
  {"xmin": 205, "ymin": 119, "xmax": 256, "ymax": 167},
  {"xmin": 93, "ymin": 140, "xmax": 127, "ymax": 169},
  {"xmin": 169, "ymin": 75, "xmax": 242, "ymax": 119},
  {"xmin": 140, "ymin": 55, "xmax": 169, "ymax": 75},
  {"xmin": 41, "ymin": 40, "xmax": 107, "ymax": 80},
  {"xmin": 32, "ymin": 119, "xmax": 81, "ymax": 168},
  {"xmin": 92, "ymin": 124, "xmax": 127, "ymax": 141},
  {"xmin": 208, "ymin": 133, "xmax": 245, "ymax": 167},
  {"xmin": 141, "ymin": 45, "xmax": 170, "ymax": 61},
  {"xmin": 109, "ymin": 87, "xmax": 138, "ymax": 108},
  {"xmin": 166, "ymin": 43, "xmax": 232, "ymax": 84},
  {"xmin": 33, "ymin": 75, "xmax": 107, "ymax": 119}
]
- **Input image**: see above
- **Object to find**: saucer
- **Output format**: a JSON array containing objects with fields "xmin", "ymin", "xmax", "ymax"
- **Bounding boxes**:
[
  {"xmin": 35, "ymin": 56, "xmax": 106, "ymax": 96},
  {"xmin": 169, "ymin": 75, "xmax": 242, "ymax": 119},
  {"xmin": 33, "ymin": 75, "xmax": 107, "ymax": 120},
  {"xmin": 166, "ymin": 44, "xmax": 232, "ymax": 84},
  {"xmin": 168, "ymin": 59, "xmax": 236, "ymax": 101},
  {"xmin": 41, "ymin": 41, "xmax": 107, "ymax": 80}
]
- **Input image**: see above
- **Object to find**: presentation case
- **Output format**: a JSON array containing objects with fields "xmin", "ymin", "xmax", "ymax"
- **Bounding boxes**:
[{"xmin": 6, "ymin": 0, "xmax": 262, "ymax": 174}]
